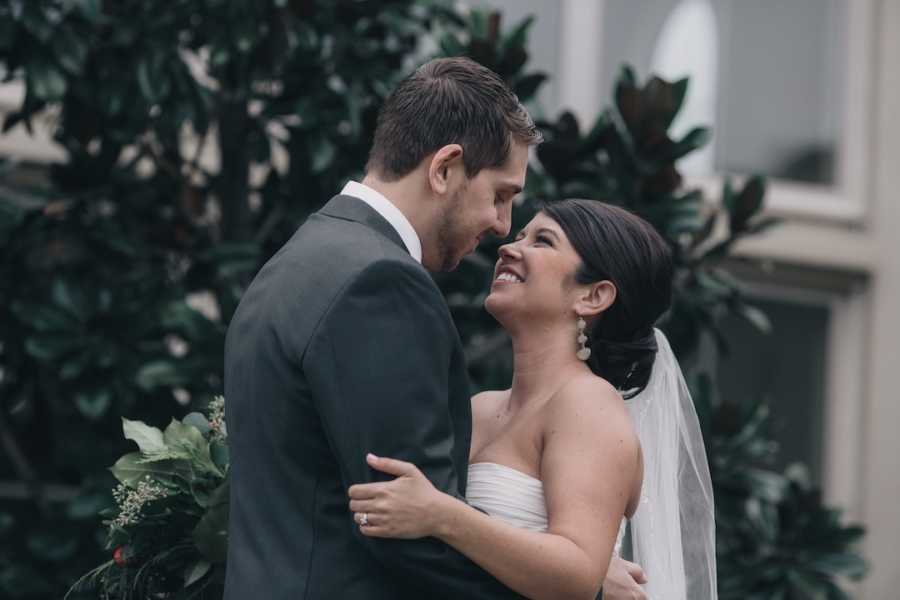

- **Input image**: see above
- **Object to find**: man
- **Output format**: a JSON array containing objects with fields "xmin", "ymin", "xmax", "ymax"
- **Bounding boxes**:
[{"xmin": 224, "ymin": 57, "xmax": 647, "ymax": 599}]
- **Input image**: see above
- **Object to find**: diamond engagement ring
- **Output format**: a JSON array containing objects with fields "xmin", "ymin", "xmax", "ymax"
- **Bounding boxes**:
[{"xmin": 359, "ymin": 512, "xmax": 369, "ymax": 527}]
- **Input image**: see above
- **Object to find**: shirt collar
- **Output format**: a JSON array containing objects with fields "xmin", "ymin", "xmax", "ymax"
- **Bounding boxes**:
[{"xmin": 340, "ymin": 181, "xmax": 423, "ymax": 263}]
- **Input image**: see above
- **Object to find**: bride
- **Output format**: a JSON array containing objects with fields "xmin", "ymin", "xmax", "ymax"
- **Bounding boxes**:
[{"xmin": 347, "ymin": 199, "xmax": 717, "ymax": 600}]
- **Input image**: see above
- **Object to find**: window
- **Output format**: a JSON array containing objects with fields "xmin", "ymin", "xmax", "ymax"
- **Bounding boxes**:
[
  {"xmin": 715, "ymin": 296, "xmax": 829, "ymax": 483},
  {"xmin": 594, "ymin": 0, "xmax": 873, "ymax": 221}
]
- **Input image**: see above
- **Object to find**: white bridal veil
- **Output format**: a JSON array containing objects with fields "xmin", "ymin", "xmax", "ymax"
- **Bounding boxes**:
[{"xmin": 622, "ymin": 328, "xmax": 717, "ymax": 600}]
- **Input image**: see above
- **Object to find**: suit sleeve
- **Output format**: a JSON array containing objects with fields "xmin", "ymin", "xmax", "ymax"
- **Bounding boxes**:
[{"xmin": 304, "ymin": 259, "xmax": 524, "ymax": 600}]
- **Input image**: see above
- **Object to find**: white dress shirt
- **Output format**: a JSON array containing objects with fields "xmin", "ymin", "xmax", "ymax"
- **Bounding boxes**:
[{"xmin": 340, "ymin": 180, "xmax": 422, "ymax": 264}]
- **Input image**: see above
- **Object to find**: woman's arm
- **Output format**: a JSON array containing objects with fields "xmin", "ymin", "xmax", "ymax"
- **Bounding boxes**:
[{"xmin": 348, "ymin": 378, "xmax": 641, "ymax": 600}]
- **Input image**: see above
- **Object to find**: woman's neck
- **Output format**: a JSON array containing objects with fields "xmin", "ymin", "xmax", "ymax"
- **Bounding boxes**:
[{"xmin": 507, "ymin": 321, "xmax": 590, "ymax": 411}]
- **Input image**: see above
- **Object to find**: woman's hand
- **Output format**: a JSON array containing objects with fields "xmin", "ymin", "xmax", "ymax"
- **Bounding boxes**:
[{"xmin": 348, "ymin": 453, "xmax": 448, "ymax": 539}]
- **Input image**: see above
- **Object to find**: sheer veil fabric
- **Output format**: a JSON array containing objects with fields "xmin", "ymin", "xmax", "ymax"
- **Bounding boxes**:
[{"xmin": 623, "ymin": 329, "xmax": 717, "ymax": 600}]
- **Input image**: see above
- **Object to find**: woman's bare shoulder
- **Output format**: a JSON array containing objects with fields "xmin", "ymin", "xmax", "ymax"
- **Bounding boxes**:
[
  {"xmin": 544, "ymin": 373, "xmax": 637, "ymax": 448},
  {"xmin": 471, "ymin": 389, "xmax": 509, "ymax": 416}
]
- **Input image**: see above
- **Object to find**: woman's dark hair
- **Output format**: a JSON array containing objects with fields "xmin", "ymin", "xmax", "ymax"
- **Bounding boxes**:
[
  {"xmin": 542, "ymin": 199, "xmax": 674, "ymax": 397},
  {"xmin": 366, "ymin": 57, "xmax": 542, "ymax": 181}
]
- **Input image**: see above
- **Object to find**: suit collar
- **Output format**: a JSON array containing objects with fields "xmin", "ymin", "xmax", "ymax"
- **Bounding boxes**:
[{"xmin": 319, "ymin": 195, "xmax": 411, "ymax": 257}]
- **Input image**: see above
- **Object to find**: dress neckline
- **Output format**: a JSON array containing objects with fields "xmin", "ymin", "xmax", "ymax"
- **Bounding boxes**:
[{"xmin": 468, "ymin": 461, "xmax": 542, "ymax": 485}]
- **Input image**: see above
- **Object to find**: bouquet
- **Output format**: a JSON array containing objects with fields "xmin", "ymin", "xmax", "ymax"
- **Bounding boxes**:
[{"xmin": 67, "ymin": 397, "xmax": 230, "ymax": 599}]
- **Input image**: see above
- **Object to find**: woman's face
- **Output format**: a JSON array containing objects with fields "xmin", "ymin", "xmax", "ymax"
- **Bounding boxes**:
[{"xmin": 484, "ymin": 212, "xmax": 587, "ymax": 326}]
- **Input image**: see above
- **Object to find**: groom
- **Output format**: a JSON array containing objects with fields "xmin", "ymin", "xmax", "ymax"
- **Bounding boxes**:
[{"xmin": 224, "ymin": 57, "xmax": 647, "ymax": 599}]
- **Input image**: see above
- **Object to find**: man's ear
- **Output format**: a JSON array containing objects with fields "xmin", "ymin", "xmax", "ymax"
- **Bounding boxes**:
[
  {"xmin": 574, "ymin": 280, "xmax": 617, "ymax": 318},
  {"xmin": 428, "ymin": 144, "xmax": 464, "ymax": 195}
]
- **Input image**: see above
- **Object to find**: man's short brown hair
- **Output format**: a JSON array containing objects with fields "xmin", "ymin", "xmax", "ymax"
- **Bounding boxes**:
[{"xmin": 366, "ymin": 57, "xmax": 542, "ymax": 181}]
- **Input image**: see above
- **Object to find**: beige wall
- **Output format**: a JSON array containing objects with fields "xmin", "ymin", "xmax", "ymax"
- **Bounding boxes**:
[
  {"xmin": 859, "ymin": 0, "xmax": 900, "ymax": 596},
  {"xmin": 733, "ymin": 1, "xmax": 900, "ymax": 595}
]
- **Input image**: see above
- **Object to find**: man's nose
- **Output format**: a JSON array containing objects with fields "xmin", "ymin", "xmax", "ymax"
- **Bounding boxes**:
[{"xmin": 491, "ymin": 204, "xmax": 512, "ymax": 238}]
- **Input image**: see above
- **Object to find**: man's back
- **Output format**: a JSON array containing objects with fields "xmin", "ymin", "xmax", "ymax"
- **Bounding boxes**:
[{"xmin": 223, "ymin": 196, "xmax": 511, "ymax": 599}]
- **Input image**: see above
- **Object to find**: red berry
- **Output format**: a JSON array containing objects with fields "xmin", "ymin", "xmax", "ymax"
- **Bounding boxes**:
[{"xmin": 113, "ymin": 546, "xmax": 127, "ymax": 567}]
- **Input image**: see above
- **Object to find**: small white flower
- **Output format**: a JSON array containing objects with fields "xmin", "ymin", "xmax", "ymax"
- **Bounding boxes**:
[
  {"xmin": 208, "ymin": 396, "xmax": 227, "ymax": 441},
  {"xmin": 112, "ymin": 476, "xmax": 169, "ymax": 528}
]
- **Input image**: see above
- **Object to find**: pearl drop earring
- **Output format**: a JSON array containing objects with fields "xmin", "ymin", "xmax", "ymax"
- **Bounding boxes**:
[{"xmin": 576, "ymin": 316, "xmax": 591, "ymax": 361}]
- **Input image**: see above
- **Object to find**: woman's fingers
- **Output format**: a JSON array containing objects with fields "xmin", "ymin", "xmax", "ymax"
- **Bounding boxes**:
[
  {"xmin": 357, "ymin": 524, "xmax": 390, "ymax": 538},
  {"xmin": 347, "ymin": 481, "xmax": 386, "ymax": 499},
  {"xmin": 624, "ymin": 559, "xmax": 648, "ymax": 584},
  {"xmin": 366, "ymin": 453, "xmax": 418, "ymax": 477},
  {"xmin": 349, "ymin": 499, "xmax": 378, "ymax": 513}
]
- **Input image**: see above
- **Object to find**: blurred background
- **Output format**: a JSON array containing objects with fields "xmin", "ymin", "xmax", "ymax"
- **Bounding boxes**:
[{"xmin": 0, "ymin": 0, "xmax": 897, "ymax": 598}]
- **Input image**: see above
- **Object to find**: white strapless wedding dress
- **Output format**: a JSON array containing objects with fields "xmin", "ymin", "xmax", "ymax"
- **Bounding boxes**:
[
  {"xmin": 467, "ymin": 462, "xmax": 549, "ymax": 532},
  {"xmin": 467, "ymin": 462, "xmax": 627, "ymax": 550}
]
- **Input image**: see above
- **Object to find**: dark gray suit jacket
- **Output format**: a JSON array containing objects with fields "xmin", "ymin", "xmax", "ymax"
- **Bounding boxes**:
[{"xmin": 223, "ymin": 195, "xmax": 523, "ymax": 599}]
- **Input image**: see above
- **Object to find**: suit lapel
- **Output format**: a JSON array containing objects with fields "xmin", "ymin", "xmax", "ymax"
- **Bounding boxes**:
[{"xmin": 318, "ymin": 195, "xmax": 411, "ymax": 257}]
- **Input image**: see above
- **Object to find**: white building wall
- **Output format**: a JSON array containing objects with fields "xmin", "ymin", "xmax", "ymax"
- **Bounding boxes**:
[{"xmin": 859, "ymin": 0, "xmax": 900, "ymax": 595}]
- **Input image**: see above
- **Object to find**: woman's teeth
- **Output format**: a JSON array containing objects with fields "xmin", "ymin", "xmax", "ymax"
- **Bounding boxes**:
[{"xmin": 496, "ymin": 272, "xmax": 523, "ymax": 283}]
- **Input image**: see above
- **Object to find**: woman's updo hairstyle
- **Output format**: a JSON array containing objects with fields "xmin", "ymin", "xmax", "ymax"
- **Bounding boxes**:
[{"xmin": 541, "ymin": 199, "xmax": 674, "ymax": 397}]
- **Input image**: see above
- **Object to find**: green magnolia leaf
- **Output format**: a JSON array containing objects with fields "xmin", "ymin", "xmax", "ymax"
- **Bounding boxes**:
[
  {"xmin": 183, "ymin": 412, "xmax": 212, "ymax": 435},
  {"xmin": 208, "ymin": 479, "xmax": 229, "ymax": 507},
  {"xmin": 75, "ymin": 389, "xmax": 112, "ymax": 420},
  {"xmin": 468, "ymin": 9, "xmax": 490, "ymax": 39},
  {"xmin": 736, "ymin": 302, "xmax": 773, "ymax": 334},
  {"xmin": 51, "ymin": 278, "xmax": 89, "ymax": 320},
  {"xmin": 109, "ymin": 452, "xmax": 190, "ymax": 493},
  {"xmin": 106, "ymin": 524, "xmax": 129, "ymax": 549},
  {"xmin": 11, "ymin": 300, "xmax": 80, "ymax": 331},
  {"xmin": 210, "ymin": 441, "xmax": 229, "ymax": 473},
  {"xmin": 190, "ymin": 478, "xmax": 213, "ymax": 508},
  {"xmin": 810, "ymin": 553, "xmax": 869, "ymax": 579},
  {"xmin": 184, "ymin": 560, "xmax": 212, "ymax": 587},
  {"xmin": 641, "ymin": 76, "xmax": 688, "ymax": 130},
  {"xmin": 0, "ymin": 512, "xmax": 15, "ymax": 535},
  {"xmin": 501, "ymin": 15, "xmax": 534, "ymax": 54},
  {"xmin": 667, "ymin": 78, "xmax": 689, "ymax": 127},
  {"xmin": 161, "ymin": 301, "xmax": 214, "ymax": 339},
  {"xmin": 786, "ymin": 570, "xmax": 828, "ymax": 599},
  {"xmin": 193, "ymin": 503, "xmax": 229, "ymax": 563},
  {"xmin": 52, "ymin": 29, "xmax": 88, "ymax": 75},
  {"xmin": 137, "ymin": 59, "xmax": 155, "ymax": 102},
  {"xmin": 110, "ymin": 452, "xmax": 175, "ymax": 487},
  {"xmin": 60, "ymin": 351, "xmax": 93, "ymax": 380},
  {"xmin": 730, "ymin": 175, "xmax": 767, "ymax": 232},
  {"xmin": 27, "ymin": 61, "xmax": 67, "ymax": 101},
  {"xmin": 514, "ymin": 72, "xmax": 546, "ymax": 102},
  {"xmin": 438, "ymin": 33, "xmax": 465, "ymax": 57},
  {"xmin": 311, "ymin": 137, "xmax": 336, "ymax": 173},
  {"xmin": 722, "ymin": 178, "xmax": 736, "ymax": 212},
  {"xmin": 122, "ymin": 418, "xmax": 166, "ymax": 455},
  {"xmin": 158, "ymin": 419, "xmax": 223, "ymax": 477},
  {"xmin": 163, "ymin": 418, "xmax": 207, "ymax": 450},
  {"xmin": 135, "ymin": 360, "xmax": 189, "ymax": 391},
  {"xmin": 745, "ymin": 468, "xmax": 788, "ymax": 503},
  {"xmin": 72, "ymin": 0, "xmax": 102, "ymax": 23},
  {"xmin": 670, "ymin": 127, "xmax": 711, "ymax": 161},
  {"xmin": 23, "ymin": 334, "xmax": 79, "ymax": 360}
]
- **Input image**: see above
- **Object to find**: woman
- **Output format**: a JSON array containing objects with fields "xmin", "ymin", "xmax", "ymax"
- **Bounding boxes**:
[{"xmin": 348, "ymin": 200, "xmax": 716, "ymax": 600}]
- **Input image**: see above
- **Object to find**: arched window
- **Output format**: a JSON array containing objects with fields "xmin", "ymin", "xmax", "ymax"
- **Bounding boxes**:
[{"xmin": 650, "ymin": 0, "xmax": 718, "ymax": 176}]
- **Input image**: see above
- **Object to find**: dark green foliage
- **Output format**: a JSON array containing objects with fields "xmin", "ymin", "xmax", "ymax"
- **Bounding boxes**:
[
  {"xmin": 0, "ymin": 1, "xmax": 865, "ymax": 598},
  {"xmin": 710, "ymin": 394, "xmax": 867, "ymax": 599}
]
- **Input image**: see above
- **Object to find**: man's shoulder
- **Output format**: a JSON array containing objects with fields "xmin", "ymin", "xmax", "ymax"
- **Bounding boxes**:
[{"xmin": 292, "ymin": 211, "xmax": 414, "ymax": 266}]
